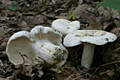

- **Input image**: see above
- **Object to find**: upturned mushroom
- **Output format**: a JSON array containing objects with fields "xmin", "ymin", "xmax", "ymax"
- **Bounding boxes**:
[
  {"xmin": 6, "ymin": 25, "xmax": 68, "ymax": 67},
  {"xmin": 63, "ymin": 30, "xmax": 117, "ymax": 69},
  {"xmin": 52, "ymin": 19, "xmax": 80, "ymax": 35}
]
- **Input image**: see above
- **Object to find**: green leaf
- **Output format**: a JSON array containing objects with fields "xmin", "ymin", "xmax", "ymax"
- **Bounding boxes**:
[
  {"xmin": 11, "ymin": 1, "xmax": 16, "ymax": 11},
  {"xmin": 68, "ymin": 11, "xmax": 76, "ymax": 20},
  {"xmin": 99, "ymin": 0, "xmax": 120, "ymax": 14}
]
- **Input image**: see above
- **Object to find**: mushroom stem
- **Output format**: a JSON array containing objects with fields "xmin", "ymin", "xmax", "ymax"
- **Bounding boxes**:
[{"xmin": 81, "ymin": 43, "xmax": 95, "ymax": 69}]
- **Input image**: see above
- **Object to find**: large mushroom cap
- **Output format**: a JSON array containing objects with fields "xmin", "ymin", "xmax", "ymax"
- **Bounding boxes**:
[
  {"xmin": 6, "ymin": 26, "xmax": 68, "ymax": 67},
  {"xmin": 52, "ymin": 19, "xmax": 80, "ymax": 35},
  {"xmin": 64, "ymin": 30, "xmax": 117, "ymax": 47}
]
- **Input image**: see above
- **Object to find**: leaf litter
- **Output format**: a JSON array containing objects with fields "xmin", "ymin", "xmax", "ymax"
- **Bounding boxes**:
[{"xmin": 0, "ymin": 0, "xmax": 120, "ymax": 80}]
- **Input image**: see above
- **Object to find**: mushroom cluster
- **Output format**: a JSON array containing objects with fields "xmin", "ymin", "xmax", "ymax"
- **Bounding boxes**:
[
  {"xmin": 6, "ymin": 19, "xmax": 81, "ymax": 69},
  {"xmin": 6, "ymin": 18, "xmax": 117, "ymax": 70},
  {"xmin": 6, "ymin": 25, "xmax": 68, "ymax": 67}
]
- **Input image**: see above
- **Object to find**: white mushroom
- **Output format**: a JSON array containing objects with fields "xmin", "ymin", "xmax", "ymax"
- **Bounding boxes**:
[
  {"xmin": 52, "ymin": 19, "xmax": 80, "ymax": 35},
  {"xmin": 6, "ymin": 25, "xmax": 68, "ymax": 67},
  {"xmin": 63, "ymin": 30, "xmax": 117, "ymax": 69}
]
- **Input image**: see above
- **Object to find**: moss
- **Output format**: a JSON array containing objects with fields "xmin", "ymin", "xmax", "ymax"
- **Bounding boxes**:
[{"xmin": 99, "ymin": 0, "xmax": 120, "ymax": 14}]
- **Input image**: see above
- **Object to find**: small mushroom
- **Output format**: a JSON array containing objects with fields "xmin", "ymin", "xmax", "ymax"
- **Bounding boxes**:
[
  {"xmin": 63, "ymin": 30, "xmax": 117, "ymax": 69},
  {"xmin": 6, "ymin": 25, "xmax": 68, "ymax": 67},
  {"xmin": 52, "ymin": 19, "xmax": 80, "ymax": 35}
]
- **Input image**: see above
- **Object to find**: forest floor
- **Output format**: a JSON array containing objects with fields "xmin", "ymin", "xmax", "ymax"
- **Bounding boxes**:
[{"xmin": 0, "ymin": 0, "xmax": 120, "ymax": 80}]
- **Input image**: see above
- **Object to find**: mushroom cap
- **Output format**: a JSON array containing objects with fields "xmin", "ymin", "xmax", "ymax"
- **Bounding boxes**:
[
  {"xmin": 30, "ymin": 25, "xmax": 62, "ymax": 44},
  {"xmin": 63, "ymin": 30, "xmax": 117, "ymax": 47},
  {"xmin": 6, "ymin": 26, "xmax": 68, "ymax": 67},
  {"xmin": 6, "ymin": 31, "xmax": 36, "ymax": 65},
  {"xmin": 52, "ymin": 19, "xmax": 80, "ymax": 35}
]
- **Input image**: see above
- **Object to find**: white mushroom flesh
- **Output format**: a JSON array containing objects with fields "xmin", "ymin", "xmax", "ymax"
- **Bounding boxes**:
[
  {"xmin": 81, "ymin": 43, "xmax": 95, "ymax": 69},
  {"xmin": 33, "ymin": 40, "xmax": 62, "ymax": 64}
]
